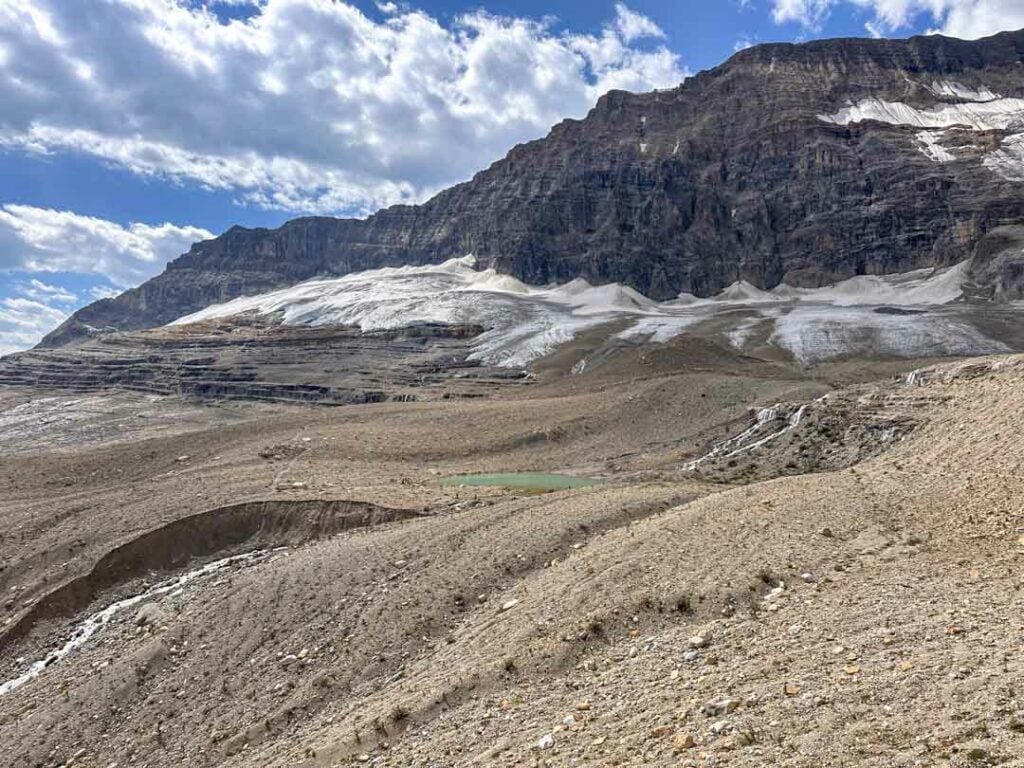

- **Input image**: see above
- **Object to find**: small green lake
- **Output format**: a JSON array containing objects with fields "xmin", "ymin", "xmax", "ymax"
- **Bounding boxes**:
[{"xmin": 439, "ymin": 472, "xmax": 598, "ymax": 490}]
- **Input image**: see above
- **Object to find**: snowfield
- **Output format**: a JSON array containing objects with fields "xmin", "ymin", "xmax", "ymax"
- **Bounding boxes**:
[
  {"xmin": 172, "ymin": 256, "xmax": 1011, "ymax": 366},
  {"xmin": 817, "ymin": 83, "xmax": 1024, "ymax": 179}
]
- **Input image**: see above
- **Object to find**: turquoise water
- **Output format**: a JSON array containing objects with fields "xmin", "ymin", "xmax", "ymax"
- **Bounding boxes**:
[{"xmin": 439, "ymin": 472, "xmax": 597, "ymax": 490}]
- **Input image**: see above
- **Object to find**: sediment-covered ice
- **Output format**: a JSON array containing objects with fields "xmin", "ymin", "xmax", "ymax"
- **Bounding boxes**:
[
  {"xmin": 172, "ymin": 256, "xmax": 1009, "ymax": 367},
  {"xmin": 769, "ymin": 306, "xmax": 1009, "ymax": 364}
]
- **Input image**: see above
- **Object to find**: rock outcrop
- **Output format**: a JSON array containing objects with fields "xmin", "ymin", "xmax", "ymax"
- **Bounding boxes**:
[
  {"xmin": 5, "ymin": 321, "xmax": 524, "ymax": 405},
  {"xmin": 968, "ymin": 225, "xmax": 1024, "ymax": 300},
  {"xmin": 41, "ymin": 29, "xmax": 1024, "ymax": 347}
]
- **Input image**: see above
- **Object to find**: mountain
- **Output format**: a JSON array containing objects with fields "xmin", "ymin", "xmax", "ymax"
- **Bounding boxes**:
[{"xmin": 40, "ymin": 29, "xmax": 1024, "ymax": 348}]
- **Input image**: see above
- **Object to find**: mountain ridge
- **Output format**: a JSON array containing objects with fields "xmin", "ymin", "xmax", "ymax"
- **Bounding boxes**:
[{"xmin": 39, "ymin": 27, "xmax": 1024, "ymax": 348}]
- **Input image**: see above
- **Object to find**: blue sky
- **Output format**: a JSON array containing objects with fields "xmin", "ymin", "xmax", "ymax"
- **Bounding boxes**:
[{"xmin": 1, "ymin": 0, "xmax": 1022, "ymax": 354}]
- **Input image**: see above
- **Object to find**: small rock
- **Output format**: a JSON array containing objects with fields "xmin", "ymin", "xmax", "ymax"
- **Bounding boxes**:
[
  {"xmin": 765, "ymin": 586, "xmax": 786, "ymax": 603},
  {"xmin": 650, "ymin": 725, "xmax": 674, "ymax": 739},
  {"xmin": 701, "ymin": 698, "xmax": 739, "ymax": 717},
  {"xmin": 175, "ymin": 455, "xmax": 190, "ymax": 462},
  {"xmin": 687, "ymin": 634, "xmax": 710, "ymax": 649},
  {"xmin": 563, "ymin": 715, "xmax": 576, "ymax": 727},
  {"xmin": 134, "ymin": 603, "xmax": 167, "ymax": 628},
  {"xmin": 500, "ymin": 599, "xmax": 519, "ymax": 612},
  {"xmin": 673, "ymin": 733, "xmax": 696, "ymax": 750},
  {"xmin": 820, "ymin": 527, "xmax": 834, "ymax": 538},
  {"xmin": 536, "ymin": 733, "xmax": 555, "ymax": 750},
  {"xmin": 575, "ymin": 701, "xmax": 591, "ymax": 711},
  {"xmin": 735, "ymin": 730, "xmax": 756, "ymax": 747},
  {"xmin": 683, "ymin": 650, "xmax": 700, "ymax": 662},
  {"xmin": 801, "ymin": 572, "xmax": 815, "ymax": 583}
]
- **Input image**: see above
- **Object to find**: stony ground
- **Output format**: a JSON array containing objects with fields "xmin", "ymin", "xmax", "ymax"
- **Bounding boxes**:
[{"xmin": 0, "ymin": 342, "xmax": 1022, "ymax": 767}]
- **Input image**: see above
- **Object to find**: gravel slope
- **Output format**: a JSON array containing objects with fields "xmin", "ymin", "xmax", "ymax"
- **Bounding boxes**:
[{"xmin": 0, "ymin": 354, "xmax": 1022, "ymax": 766}]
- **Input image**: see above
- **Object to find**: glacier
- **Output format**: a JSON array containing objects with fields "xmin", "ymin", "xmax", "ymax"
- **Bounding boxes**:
[{"xmin": 169, "ymin": 256, "xmax": 1015, "ymax": 367}]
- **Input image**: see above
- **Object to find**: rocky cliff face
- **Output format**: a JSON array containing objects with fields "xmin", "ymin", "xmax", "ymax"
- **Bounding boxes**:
[{"xmin": 41, "ymin": 29, "xmax": 1024, "ymax": 347}]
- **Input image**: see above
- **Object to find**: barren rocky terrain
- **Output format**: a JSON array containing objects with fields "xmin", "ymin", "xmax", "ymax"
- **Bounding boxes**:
[
  {"xmin": 1, "ymin": 332, "xmax": 1022, "ymax": 767},
  {"xmin": 5, "ymin": 12, "xmax": 1024, "ymax": 768}
]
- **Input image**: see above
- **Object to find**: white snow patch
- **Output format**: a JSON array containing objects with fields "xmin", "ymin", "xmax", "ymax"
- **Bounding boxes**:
[
  {"xmin": 917, "ymin": 130, "xmax": 956, "ymax": 163},
  {"xmin": 819, "ymin": 97, "xmax": 1024, "ymax": 131},
  {"xmin": 926, "ymin": 81, "xmax": 1000, "ymax": 103},
  {"xmin": 819, "ymin": 94, "xmax": 1024, "ymax": 181},
  {"xmin": 984, "ymin": 132, "xmax": 1024, "ymax": 181}
]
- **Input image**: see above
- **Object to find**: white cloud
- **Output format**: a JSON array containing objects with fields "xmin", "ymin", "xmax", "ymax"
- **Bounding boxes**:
[
  {"xmin": 0, "ymin": 205, "xmax": 213, "ymax": 287},
  {"xmin": 0, "ymin": 0, "xmax": 685, "ymax": 216},
  {"xmin": 772, "ymin": 0, "xmax": 836, "ymax": 28},
  {"xmin": 772, "ymin": 0, "xmax": 1024, "ymax": 38},
  {"xmin": 20, "ymin": 278, "xmax": 77, "ymax": 304},
  {"xmin": 89, "ymin": 284, "xmax": 122, "ymax": 300},
  {"xmin": 734, "ymin": 35, "xmax": 757, "ymax": 52},
  {"xmin": 0, "ymin": 296, "xmax": 69, "ymax": 356},
  {"xmin": 928, "ymin": 0, "xmax": 1024, "ymax": 38},
  {"xmin": 0, "ymin": 206, "xmax": 209, "ymax": 354},
  {"xmin": 614, "ymin": 3, "xmax": 666, "ymax": 42}
]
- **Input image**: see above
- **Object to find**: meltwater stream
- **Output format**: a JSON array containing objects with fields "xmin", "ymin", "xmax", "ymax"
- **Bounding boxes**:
[
  {"xmin": 0, "ymin": 547, "xmax": 286, "ymax": 697},
  {"xmin": 684, "ymin": 403, "xmax": 811, "ymax": 471}
]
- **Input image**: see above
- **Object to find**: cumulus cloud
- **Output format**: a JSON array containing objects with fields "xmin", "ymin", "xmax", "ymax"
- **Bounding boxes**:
[
  {"xmin": 614, "ymin": 3, "xmax": 666, "ymax": 42},
  {"xmin": 0, "ymin": 205, "xmax": 213, "ymax": 287},
  {"xmin": 89, "ymin": 284, "xmax": 123, "ymax": 300},
  {"xmin": 19, "ymin": 278, "xmax": 77, "ymax": 304},
  {"xmin": 0, "ymin": 0, "xmax": 686, "ymax": 216},
  {"xmin": 772, "ymin": 0, "xmax": 1024, "ymax": 38},
  {"xmin": 771, "ymin": 0, "xmax": 836, "ymax": 29},
  {"xmin": 0, "ymin": 295, "xmax": 69, "ymax": 357},
  {"xmin": 0, "ymin": 206, "xmax": 211, "ymax": 353}
]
